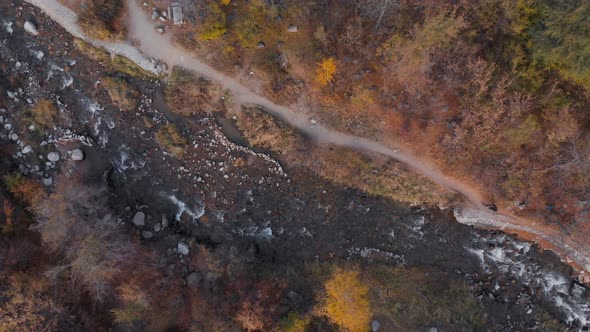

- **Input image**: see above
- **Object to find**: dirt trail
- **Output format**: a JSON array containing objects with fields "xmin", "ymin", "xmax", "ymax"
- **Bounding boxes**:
[{"xmin": 24, "ymin": 0, "xmax": 590, "ymax": 272}]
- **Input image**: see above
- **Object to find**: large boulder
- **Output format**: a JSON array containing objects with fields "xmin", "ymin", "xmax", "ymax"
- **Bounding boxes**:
[
  {"xmin": 71, "ymin": 148, "xmax": 84, "ymax": 161},
  {"xmin": 287, "ymin": 290, "xmax": 303, "ymax": 304},
  {"xmin": 132, "ymin": 211, "xmax": 145, "ymax": 226},
  {"xmin": 24, "ymin": 21, "xmax": 39, "ymax": 36},
  {"xmin": 47, "ymin": 152, "xmax": 60, "ymax": 162},
  {"xmin": 177, "ymin": 241, "xmax": 189, "ymax": 255}
]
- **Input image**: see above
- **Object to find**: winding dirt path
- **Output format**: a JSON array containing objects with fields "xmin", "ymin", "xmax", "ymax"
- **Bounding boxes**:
[{"xmin": 24, "ymin": 0, "xmax": 590, "ymax": 273}]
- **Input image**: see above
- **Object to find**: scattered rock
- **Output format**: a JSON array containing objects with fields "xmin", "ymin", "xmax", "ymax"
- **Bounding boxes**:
[
  {"xmin": 427, "ymin": 328, "xmax": 438, "ymax": 332},
  {"xmin": 257, "ymin": 41, "xmax": 265, "ymax": 48},
  {"xmin": 22, "ymin": 145, "xmax": 32, "ymax": 154},
  {"xmin": 28, "ymin": 124, "xmax": 35, "ymax": 131},
  {"xmin": 288, "ymin": 24, "xmax": 298, "ymax": 32},
  {"xmin": 133, "ymin": 211, "xmax": 146, "ymax": 226},
  {"xmin": 185, "ymin": 271, "xmax": 202, "ymax": 288},
  {"xmin": 42, "ymin": 177, "xmax": 53, "ymax": 186},
  {"xmin": 24, "ymin": 21, "xmax": 39, "ymax": 36},
  {"xmin": 71, "ymin": 148, "xmax": 84, "ymax": 161},
  {"xmin": 156, "ymin": 27, "xmax": 165, "ymax": 34},
  {"xmin": 161, "ymin": 214, "xmax": 169, "ymax": 228},
  {"xmin": 154, "ymin": 223, "xmax": 161, "ymax": 232},
  {"xmin": 47, "ymin": 152, "xmax": 60, "ymax": 162},
  {"xmin": 177, "ymin": 241, "xmax": 189, "ymax": 255},
  {"xmin": 4, "ymin": 123, "xmax": 11, "ymax": 131},
  {"xmin": 371, "ymin": 320, "xmax": 381, "ymax": 332},
  {"xmin": 141, "ymin": 231, "xmax": 153, "ymax": 239}
]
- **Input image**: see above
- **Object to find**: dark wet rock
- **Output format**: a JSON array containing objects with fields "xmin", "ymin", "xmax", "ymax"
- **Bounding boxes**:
[
  {"xmin": 133, "ymin": 211, "xmax": 146, "ymax": 226},
  {"xmin": 141, "ymin": 231, "xmax": 153, "ymax": 239},
  {"xmin": 185, "ymin": 271, "xmax": 202, "ymax": 288},
  {"xmin": 570, "ymin": 281, "xmax": 587, "ymax": 299}
]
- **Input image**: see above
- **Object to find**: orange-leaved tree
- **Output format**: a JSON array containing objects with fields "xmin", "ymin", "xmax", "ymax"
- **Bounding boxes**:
[
  {"xmin": 318, "ymin": 267, "xmax": 371, "ymax": 332},
  {"xmin": 316, "ymin": 57, "xmax": 337, "ymax": 86}
]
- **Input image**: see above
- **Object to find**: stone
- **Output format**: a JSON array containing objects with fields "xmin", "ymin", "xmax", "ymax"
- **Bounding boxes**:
[
  {"xmin": 71, "ymin": 148, "xmax": 84, "ymax": 161},
  {"xmin": 42, "ymin": 177, "xmax": 53, "ymax": 186},
  {"xmin": 427, "ymin": 328, "xmax": 438, "ymax": 332},
  {"xmin": 570, "ymin": 282, "xmax": 587, "ymax": 299},
  {"xmin": 47, "ymin": 152, "xmax": 60, "ymax": 162},
  {"xmin": 10, "ymin": 133, "xmax": 18, "ymax": 141},
  {"xmin": 132, "ymin": 211, "xmax": 146, "ymax": 226},
  {"xmin": 4, "ymin": 123, "xmax": 11, "ymax": 130},
  {"xmin": 257, "ymin": 41, "xmax": 265, "ymax": 48},
  {"xmin": 161, "ymin": 214, "xmax": 169, "ymax": 228},
  {"xmin": 24, "ymin": 21, "xmax": 39, "ymax": 36},
  {"xmin": 279, "ymin": 53, "xmax": 289, "ymax": 68},
  {"xmin": 22, "ymin": 145, "xmax": 32, "ymax": 154},
  {"xmin": 288, "ymin": 24, "xmax": 298, "ymax": 32},
  {"xmin": 156, "ymin": 27, "xmax": 165, "ymax": 34},
  {"xmin": 185, "ymin": 271, "xmax": 202, "ymax": 288},
  {"xmin": 28, "ymin": 124, "xmax": 35, "ymax": 131},
  {"xmin": 153, "ymin": 223, "xmax": 161, "ymax": 232},
  {"xmin": 177, "ymin": 241, "xmax": 189, "ymax": 255},
  {"xmin": 287, "ymin": 290, "xmax": 303, "ymax": 304},
  {"xmin": 371, "ymin": 320, "xmax": 381, "ymax": 331},
  {"xmin": 141, "ymin": 231, "xmax": 153, "ymax": 239}
]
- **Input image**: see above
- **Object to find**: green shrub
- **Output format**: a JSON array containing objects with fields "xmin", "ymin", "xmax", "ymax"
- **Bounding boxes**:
[{"xmin": 528, "ymin": 0, "xmax": 590, "ymax": 87}]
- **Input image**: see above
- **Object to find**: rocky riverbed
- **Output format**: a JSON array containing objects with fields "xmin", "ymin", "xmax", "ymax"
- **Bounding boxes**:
[{"xmin": 1, "ymin": 1, "xmax": 589, "ymax": 330}]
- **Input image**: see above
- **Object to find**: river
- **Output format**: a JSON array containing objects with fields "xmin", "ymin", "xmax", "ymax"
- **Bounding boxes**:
[{"xmin": 23, "ymin": 0, "xmax": 590, "ymax": 276}]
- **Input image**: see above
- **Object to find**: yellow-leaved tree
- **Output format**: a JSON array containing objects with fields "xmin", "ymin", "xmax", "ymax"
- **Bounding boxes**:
[
  {"xmin": 318, "ymin": 267, "xmax": 371, "ymax": 332},
  {"xmin": 316, "ymin": 57, "xmax": 337, "ymax": 86}
]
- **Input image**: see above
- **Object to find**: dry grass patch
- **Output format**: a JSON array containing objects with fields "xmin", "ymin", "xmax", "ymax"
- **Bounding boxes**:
[
  {"xmin": 156, "ymin": 124, "xmax": 188, "ymax": 157},
  {"xmin": 78, "ymin": 0, "xmax": 126, "ymax": 41},
  {"xmin": 101, "ymin": 77, "xmax": 139, "ymax": 111},
  {"xmin": 236, "ymin": 108, "xmax": 456, "ymax": 206},
  {"xmin": 165, "ymin": 67, "xmax": 217, "ymax": 115},
  {"xmin": 29, "ymin": 98, "xmax": 58, "ymax": 129},
  {"xmin": 74, "ymin": 39, "xmax": 156, "ymax": 78}
]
